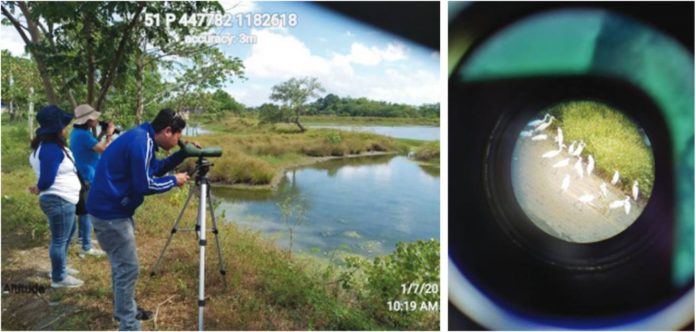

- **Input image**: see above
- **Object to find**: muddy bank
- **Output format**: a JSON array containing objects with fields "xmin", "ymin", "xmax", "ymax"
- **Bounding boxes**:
[{"xmin": 512, "ymin": 136, "xmax": 646, "ymax": 243}]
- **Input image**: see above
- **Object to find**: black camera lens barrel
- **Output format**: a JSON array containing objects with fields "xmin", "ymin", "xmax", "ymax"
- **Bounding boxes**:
[{"xmin": 99, "ymin": 120, "xmax": 121, "ymax": 135}]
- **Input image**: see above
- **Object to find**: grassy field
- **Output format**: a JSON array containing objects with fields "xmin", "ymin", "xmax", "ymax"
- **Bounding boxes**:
[
  {"xmin": 547, "ymin": 100, "xmax": 655, "ymax": 197},
  {"xmin": 182, "ymin": 115, "xmax": 438, "ymax": 186},
  {"xmin": 1, "ymin": 117, "xmax": 439, "ymax": 330},
  {"xmin": 302, "ymin": 115, "xmax": 440, "ymax": 126},
  {"xmin": 191, "ymin": 114, "xmax": 439, "ymax": 127},
  {"xmin": 414, "ymin": 141, "xmax": 440, "ymax": 166}
]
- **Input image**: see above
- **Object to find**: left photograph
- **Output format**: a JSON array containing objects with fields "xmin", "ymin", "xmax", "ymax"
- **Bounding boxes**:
[{"xmin": 0, "ymin": 1, "xmax": 440, "ymax": 330}]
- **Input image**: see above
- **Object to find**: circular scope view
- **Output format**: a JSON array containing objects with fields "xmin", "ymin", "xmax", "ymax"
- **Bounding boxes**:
[{"xmin": 511, "ymin": 101, "xmax": 655, "ymax": 243}]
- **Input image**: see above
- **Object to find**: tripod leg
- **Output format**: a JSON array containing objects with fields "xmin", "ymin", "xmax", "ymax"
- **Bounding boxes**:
[
  {"xmin": 198, "ymin": 178, "xmax": 208, "ymax": 331},
  {"xmin": 206, "ymin": 183, "xmax": 228, "ymax": 289},
  {"xmin": 149, "ymin": 185, "xmax": 196, "ymax": 278}
]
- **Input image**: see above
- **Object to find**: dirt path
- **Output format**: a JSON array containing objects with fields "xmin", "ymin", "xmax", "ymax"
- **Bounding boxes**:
[
  {"xmin": 512, "ymin": 135, "xmax": 644, "ymax": 243},
  {"xmin": 1, "ymin": 243, "xmax": 112, "ymax": 330}
]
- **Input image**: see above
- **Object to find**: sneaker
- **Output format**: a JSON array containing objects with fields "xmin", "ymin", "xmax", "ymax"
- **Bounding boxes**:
[
  {"xmin": 51, "ymin": 275, "xmax": 84, "ymax": 288},
  {"xmin": 46, "ymin": 267, "xmax": 79, "ymax": 279},
  {"xmin": 79, "ymin": 248, "xmax": 106, "ymax": 258}
]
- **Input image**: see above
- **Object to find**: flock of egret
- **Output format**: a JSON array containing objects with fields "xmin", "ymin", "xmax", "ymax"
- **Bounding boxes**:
[{"xmin": 521, "ymin": 113, "xmax": 641, "ymax": 215}]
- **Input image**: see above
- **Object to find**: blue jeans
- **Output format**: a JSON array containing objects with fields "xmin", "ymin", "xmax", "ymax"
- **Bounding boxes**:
[
  {"xmin": 39, "ymin": 194, "xmax": 77, "ymax": 282},
  {"xmin": 76, "ymin": 214, "xmax": 93, "ymax": 251},
  {"xmin": 91, "ymin": 215, "xmax": 141, "ymax": 331}
]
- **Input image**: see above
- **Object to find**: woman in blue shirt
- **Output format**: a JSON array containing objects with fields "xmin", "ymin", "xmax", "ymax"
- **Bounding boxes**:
[
  {"xmin": 28, "ymin": 105, "xmax": 83, "ymax": 288},
  {"xmin": 69, "ymin": 104, "xmax": 113, "ymax": 257}
]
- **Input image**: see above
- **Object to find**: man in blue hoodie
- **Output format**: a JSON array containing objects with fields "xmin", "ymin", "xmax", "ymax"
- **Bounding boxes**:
[{"xmin": 87, "ymin": 109, "xmax": 190, "ymax": 330}]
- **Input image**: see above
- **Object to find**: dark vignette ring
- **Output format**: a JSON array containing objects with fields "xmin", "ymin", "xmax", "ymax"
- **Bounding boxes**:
[{"xmin": 450, "ymin": 75, "xmax": 678, "ymax": 320}]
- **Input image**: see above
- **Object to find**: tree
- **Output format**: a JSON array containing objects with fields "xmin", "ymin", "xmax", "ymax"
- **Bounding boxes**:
[
  {"xmin": 162, "ymin": 47, "xmax": 244, "ymax": 116},
  {"xmin": 1, "ymin": 1, "xmax": 226, "ymax": 113},
  {"xmin": 211, "ymin": 89, "xmax": 244, "ymax": 114},
  {"xmin": 270, "ymin": 77, "xmax": 325, "ymax": 132},
  {"xmin": 0, "ymin": 51, "xmax": 46, "ymax": 121},
  {"xmin": 257, "ymin": 103, "xmax": 293, "ymax": 125}
]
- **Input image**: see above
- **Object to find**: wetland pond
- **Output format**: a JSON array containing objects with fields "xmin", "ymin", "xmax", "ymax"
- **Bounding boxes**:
[{"xmin": 212, "ymin": 155, "xmax": 439, "ymax": 258}]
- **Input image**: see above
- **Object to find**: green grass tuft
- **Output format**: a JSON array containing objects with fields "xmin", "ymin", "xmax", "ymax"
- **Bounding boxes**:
[{"xmin": 548, "ymin": 100, "xmax": 655, "ymax": 196}]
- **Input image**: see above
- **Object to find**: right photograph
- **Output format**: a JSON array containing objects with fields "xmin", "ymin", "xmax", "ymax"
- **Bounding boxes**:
[{"xmin": 448, "ymin": 2, "xmax": 693, "ymax": 330}]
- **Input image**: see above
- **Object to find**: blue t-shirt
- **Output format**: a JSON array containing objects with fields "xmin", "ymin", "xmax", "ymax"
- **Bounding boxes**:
[{"xmin": 69, "ymin": 127, "xmax": 100, "ymax": 183}]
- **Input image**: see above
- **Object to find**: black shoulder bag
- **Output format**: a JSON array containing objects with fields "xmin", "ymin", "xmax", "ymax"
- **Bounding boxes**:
[{"xmin": 62, "ymin": 148, "xmax": 89, "ymax": 216}]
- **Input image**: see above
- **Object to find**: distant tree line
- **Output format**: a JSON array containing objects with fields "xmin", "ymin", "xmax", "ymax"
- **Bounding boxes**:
[
  {"xmin": 251, "ymin": 93, "xmax": 440, "ymax": 126},
  {"xmin": 307, "ymin": 94, "xmax": 439, "ymax": 118}
]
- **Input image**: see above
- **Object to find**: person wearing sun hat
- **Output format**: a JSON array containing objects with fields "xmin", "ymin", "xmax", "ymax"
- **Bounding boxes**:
[
  {"xmin": 69, "ymin": 104, "xmax": 113, "ymax": 258},
  {"xmin": 28, "ymin": 104, "xmax": 84, "ymax": 288}
]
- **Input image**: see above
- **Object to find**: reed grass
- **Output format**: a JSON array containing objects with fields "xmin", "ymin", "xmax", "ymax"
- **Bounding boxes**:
[{"xmin": 548, "ymin": 100, "xmax": 655, "ymax": 197}]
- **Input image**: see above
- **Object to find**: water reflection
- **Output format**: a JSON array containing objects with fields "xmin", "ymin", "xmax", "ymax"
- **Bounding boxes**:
[
  {"xmin": 213, "ymin": 155, "xmax": 439, "ymax": 258},
  {"xmin": 307, "ymin": 125, "xmax": 440, "ymax": 141}
]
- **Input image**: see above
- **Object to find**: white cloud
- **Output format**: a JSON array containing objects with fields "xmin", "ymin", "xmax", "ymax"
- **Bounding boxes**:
[
  {"xmin": 380, "ymin": 43, "xmax": 407, "ymax": 62},
  {"xmin": 244, "ymin": 29, "xmax": 334, "ymax": 79},
  {"xmin": 342, "ymin": 43, "xmax": 381, "ymax": 66},
  {"xmin": 1, "ymin": 24, "xmax": 28, "ymax": 57},
  {"xmin": 219, "ymin": 0, "xmax": 258, "ymax": 14},
  {"xmin": 237, "ymin": 29, "xmax": 438, "ymax": 106},
  {"xmin": 332, "ymin": 42, "xmax": 406, "ymax": 66}
]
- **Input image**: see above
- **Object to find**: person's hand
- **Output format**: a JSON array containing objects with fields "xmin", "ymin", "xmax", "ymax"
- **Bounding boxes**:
[
  {"xmin": 175, "ymin": 172, "xmax": 190, "ymax": 187},
  {"xmin": 106, "ymin": 121, "xmax": 116, "ymax": 136},
  {"xmin": 28, "ymin": 186, "xmax": 39, "ymax": 195}
]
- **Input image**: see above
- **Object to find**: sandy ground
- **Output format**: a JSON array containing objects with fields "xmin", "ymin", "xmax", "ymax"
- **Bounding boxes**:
[{"xmin": 512, "ymin": 135, "xmax": 644, "ymax": 243}]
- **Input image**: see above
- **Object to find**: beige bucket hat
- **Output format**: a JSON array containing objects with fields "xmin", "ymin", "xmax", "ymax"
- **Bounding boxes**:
[{"xmin": 73, "ymin": 104, "xmax": 101, "ymax": 125}]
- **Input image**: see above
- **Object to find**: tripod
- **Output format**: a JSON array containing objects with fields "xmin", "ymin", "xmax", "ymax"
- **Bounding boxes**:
[{"xmin": 149, "ymin": 157, "xmax": 227, "ymax": 331}]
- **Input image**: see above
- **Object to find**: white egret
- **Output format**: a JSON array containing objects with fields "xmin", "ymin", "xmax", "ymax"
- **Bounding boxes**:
[
  {"xmin": 531, "ymin": 134, "xmax": 548, "ymax": 141},
  {"xmin": 609, "ymin": 197, "xmax": 627, "ymax": 209},
  {"xmin": 586, "ymin": 155, "xmax": 595, "ymax": 176},
  {"xmin": 600, "ymin": 182, "xmax": 608, "ymax": 198},
  {"xmin": 561, "ymin": 174, "xmax": 570, "ymax": 192},
  {"xmin": 568, "ymin": 141, "xmax": 577, "ymax": 155},
  {"xmin": 571, "ymin": 141, "xmax": 585, "ymax": 157},
  {"xmin": 624, "ymin": 199, "xmax": 632, "ymax": 215},
  {"xmin": 520, "ymin": 130, "xmax": 533, "ymax": 138},
  {"xmin": 554, "ymin": 127, "xmax": 564, "ymax": 146},
  {"xmin": 542, "ymin": 148, "xmax": 562, "ymax": 159},
  {"xmin": 609, "ymin": 196, "xmax": 631, "ymax": 215},
  {"xmin": 611, "ymin": 170, "xmax": 620, "ymax": 185},
  {"xmin": 579, "ymin": 194, "xmax": 596, "ymax": 205},
  {"xmin": 574, "ymin": 157, "xmax": 584, "ymax": 178},
  {"xmin": 534, "ymin": 116, "xmax": 555, "ymax": 132},
  {"xmin": 528, "ymin": 113, "xmax": 550, "ymax": 127},
  {"xmin": 632, "ymin": 180, "xmax": 639, "ymax": 201},
  {"xmin": 553, "ymin": 158, "xmax": 570, "ymax": 168}
]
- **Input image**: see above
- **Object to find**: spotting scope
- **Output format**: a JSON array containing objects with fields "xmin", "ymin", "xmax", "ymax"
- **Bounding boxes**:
[{"xmin": 178, "ymin": 140, "xmax": 223, "ymax": 158}]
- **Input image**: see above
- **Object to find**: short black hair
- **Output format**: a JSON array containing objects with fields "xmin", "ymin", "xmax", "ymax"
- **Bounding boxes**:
[{"xmin": 151, "ymin": 109, "xmax": 186, "ymax": 133}]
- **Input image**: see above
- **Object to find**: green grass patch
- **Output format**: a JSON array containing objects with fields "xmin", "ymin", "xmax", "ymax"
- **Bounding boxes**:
[
  {"xmin": 414, "ymin": 141, "xmax": 440, "ymax": 164},
  {"xmin": 194, "ymin": 114, "xmax": 439, "ymax": 128},
  {"xmin": 1, "ymin": 116, "xmax": 439, "ymax": 330},
  {"xmin": 302, "ymin": 115, "xmax": 439, "ymax": 126},
  {"xmin": 180, "ymin": 116, "xmax": 407, "ymax": 185},
  {"xmin": 548, "ymin": 100, "xmax": 655, "ymax": 196}
]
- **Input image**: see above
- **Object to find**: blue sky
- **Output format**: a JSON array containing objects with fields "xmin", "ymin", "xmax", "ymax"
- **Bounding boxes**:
[
  {"xmin": 211, "ymin": 1, "xmax": 440, "ymax": 106},
  {"xmin": 0, "ymin": 1, "xmax": 440, "ymax": 107}
]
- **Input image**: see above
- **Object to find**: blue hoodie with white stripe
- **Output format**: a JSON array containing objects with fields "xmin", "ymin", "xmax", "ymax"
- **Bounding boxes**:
[{"xmin": 87, "ymin": 122, "xmax": 186, "ymax": 220}]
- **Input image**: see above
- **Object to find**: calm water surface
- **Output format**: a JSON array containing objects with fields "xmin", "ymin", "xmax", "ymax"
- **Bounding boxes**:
[
  {"xmin": 212, "ymin": 155, "xmax": 439, "ymax": 258},
  {"xmin": 307, "ymin": 124, "xmax": 440, "ymax": 141}
]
